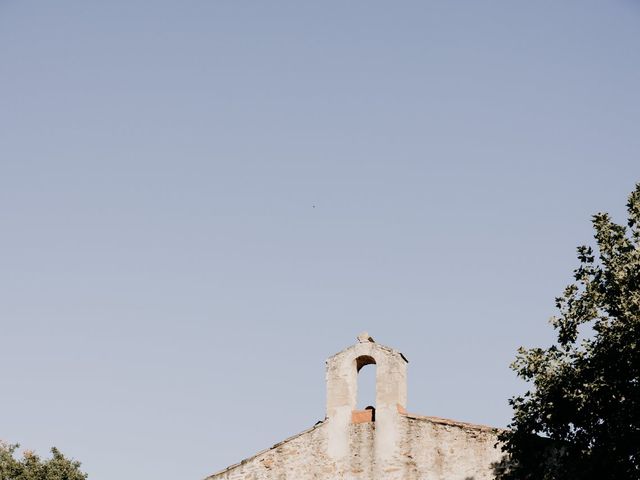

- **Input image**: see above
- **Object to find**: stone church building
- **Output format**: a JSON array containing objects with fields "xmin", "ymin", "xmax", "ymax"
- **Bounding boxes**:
[{"xmin": 206, "ymin": 334, "xmax": 503, "ymax": 480}]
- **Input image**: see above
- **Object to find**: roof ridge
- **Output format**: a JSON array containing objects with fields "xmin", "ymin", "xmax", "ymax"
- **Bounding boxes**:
[
  {"xmin": 404, "ymin": 413, "xmax": 502, "ymax": 432},
  {"xmin": 204, "ymin": 421, "xmax": 327, "ymax": 479}
]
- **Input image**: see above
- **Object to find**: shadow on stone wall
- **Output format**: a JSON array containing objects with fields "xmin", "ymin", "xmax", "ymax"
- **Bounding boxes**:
[{"xmin": 490, "ymin": 454, "xmax": 513, "ymax": 479}]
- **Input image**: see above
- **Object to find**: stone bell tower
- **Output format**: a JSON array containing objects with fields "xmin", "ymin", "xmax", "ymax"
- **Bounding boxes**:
[
  {"xmin": 325, "ymin": 332, "xmax": 408, "ymax": 478},
  {"xmin": 205, "ymin": 333, "xmax": 503, "ymax": 480}
]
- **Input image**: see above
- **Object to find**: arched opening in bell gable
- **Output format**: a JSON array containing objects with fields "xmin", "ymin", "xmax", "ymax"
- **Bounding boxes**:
[{"xmin": 353, "ymin": 355, "xmax": 376, "ymax": 423}]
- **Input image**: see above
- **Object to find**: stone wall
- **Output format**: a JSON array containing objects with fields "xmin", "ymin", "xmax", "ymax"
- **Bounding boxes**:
[
  {"xmin": 400, "ymin": 415, "xmax": 502, "ymax": 480},
  {"xmin": 206, "ymin": 414, "xmax": 502, "ymax": 480}
]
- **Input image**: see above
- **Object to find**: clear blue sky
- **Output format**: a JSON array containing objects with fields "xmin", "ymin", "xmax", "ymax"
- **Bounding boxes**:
[{"xmin": 1, "ymin": 1, "xmax": 639, "ymax": 479}]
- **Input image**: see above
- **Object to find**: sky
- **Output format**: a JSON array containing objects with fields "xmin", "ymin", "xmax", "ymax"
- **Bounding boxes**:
[{"xmin": 1, "ymin": 1, "xmax": 639, "ymax": 479}]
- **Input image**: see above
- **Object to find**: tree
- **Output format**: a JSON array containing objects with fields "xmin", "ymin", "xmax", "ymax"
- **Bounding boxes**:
[
  {"xmin": 0, "ymin": 442, "xmax": 87, "ymax": 480},
  {"xmin": 497, "ymin": 184, "xmax": 640, "ymax": 480}
]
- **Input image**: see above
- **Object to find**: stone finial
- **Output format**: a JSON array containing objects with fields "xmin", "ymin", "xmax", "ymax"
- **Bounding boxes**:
[{"xmin": 357, "ymin": 331, "xmax": 375, "ymax": 343}]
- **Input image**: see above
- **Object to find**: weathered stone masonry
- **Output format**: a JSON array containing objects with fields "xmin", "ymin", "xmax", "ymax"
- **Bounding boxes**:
[{"xmin": 206, "ymin": 334, "xmax": 503, "ymax": 480}]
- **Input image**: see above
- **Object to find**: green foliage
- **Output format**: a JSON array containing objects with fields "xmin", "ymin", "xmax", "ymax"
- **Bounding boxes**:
[
  {"xmin": 497, "ymin": 184, "xmax": 640, "ymax": 480},
  {"xmin": 0, "ymin": 442, "xmax": 87, "ymax": 480}
]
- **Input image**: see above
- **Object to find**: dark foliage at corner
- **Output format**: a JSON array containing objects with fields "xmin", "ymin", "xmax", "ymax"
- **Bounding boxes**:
[
  {"xmin": 497, "ymin": 184, "xmax": 640, "ymax": 480},
  {"xmin": 0, "ymin": 442, "xmax": 87, "ymax": 480}
]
